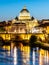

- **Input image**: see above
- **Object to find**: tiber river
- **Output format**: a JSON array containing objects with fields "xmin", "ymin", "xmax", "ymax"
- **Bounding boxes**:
[{"xmin": 0, "ymin": 45, "xmax": 49, "ymax": 65}]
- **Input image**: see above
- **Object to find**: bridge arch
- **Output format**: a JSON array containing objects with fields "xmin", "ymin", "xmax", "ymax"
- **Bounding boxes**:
[
  {"xmin": 10, "ymin": 35, "xmax": 23, "ymax": 47},
  {"xmin": 0, "ymin": 36, "xmax": 5, "ymax": 46}
]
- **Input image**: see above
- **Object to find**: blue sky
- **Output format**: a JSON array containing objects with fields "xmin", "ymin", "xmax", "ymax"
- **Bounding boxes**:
[{"xmin": 0, "ymin": 0, "xmax": 49, "ymax": 21}]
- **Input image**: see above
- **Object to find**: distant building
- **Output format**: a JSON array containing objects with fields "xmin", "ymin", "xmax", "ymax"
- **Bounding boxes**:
[
  {"xmin": 38, "ymin": 19, "xmax": 49, "ymax": 34},
  {"xmin": 9, "ymin": 23, "xmax": 26, "ymax": 33}
]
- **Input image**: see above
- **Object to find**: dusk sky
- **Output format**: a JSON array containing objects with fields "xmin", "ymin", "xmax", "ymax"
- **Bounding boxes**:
[{"xmin": 0, "ymin": 0, "xmax": 49, "ymax": 21}]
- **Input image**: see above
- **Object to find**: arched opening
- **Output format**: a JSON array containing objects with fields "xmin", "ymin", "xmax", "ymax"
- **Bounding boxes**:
[
  {"xmin": 0, "ymin": 37, "xmax": 5, "ymax": 47},
  {"xmin": 11, "ymin": 35, "xmax": 23, "ymax": 47}
]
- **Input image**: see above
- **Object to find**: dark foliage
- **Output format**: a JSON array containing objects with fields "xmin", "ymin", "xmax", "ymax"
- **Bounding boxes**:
[
  {"xmin": 0, "ymin": 27, "xmax": 5, "ymax": 32},
  {"xmin": 0, "ymin": 37, "xmax": 5, "ymax": 46},
  {"xmin": 29, "ymin": 35, "xmax": 37, "ymax": 47}
]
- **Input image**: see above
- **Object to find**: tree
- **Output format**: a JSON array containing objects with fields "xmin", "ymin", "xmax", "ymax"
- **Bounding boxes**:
[
  {"xmin": 29, "ymin": 35, "xmax": 37, "ymax": 47},
  {"xmin": 0, "ymin": 37, "xmax": 5, "ymax": 47},
  {"xmin": 29, "ymin": 35, "xmax": 44, "ymax": 47},
  {"xmin": 0, "ymin": 27, "xmax": 5, "ymax": 32}
]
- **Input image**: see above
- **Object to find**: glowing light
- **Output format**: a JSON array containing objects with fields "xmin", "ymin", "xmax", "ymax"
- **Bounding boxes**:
[
  {"xmin": 14, "ymin": 47, "xmax": 17, "ymax": 65},
  {"xmin": 33, "ymin": 49, "xmax": 35, "ymax": 65},
  {"xmin": 14, "ymin": 29, "xmax": 16, "ymax": 33}
]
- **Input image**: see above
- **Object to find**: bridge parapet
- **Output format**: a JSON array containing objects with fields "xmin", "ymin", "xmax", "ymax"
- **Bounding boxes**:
[{"xmin": 0, "ymin": 32, "xmax": 45, "ymax": 41}]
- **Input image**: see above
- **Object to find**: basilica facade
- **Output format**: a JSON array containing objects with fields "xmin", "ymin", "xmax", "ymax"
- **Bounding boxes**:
[
  {"xmin": 0, "ymin": 6, "xmax": 40, "ymax": 33},
  {"xmin": 0, "ymin": 6, "xmax": 49, "ymax": 34}
]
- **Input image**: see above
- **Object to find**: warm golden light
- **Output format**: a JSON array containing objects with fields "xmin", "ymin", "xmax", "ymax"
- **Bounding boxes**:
[{"xmin": 14, "ymin": 47, "xmax": 17, "ymax": 65}]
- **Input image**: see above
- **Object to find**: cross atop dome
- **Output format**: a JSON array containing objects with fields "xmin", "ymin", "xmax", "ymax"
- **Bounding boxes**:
[
  {"xmin": 20, "ymin": 6, "xmax": 29, "ymax": 13},
  {"xmin": 23, "ymin": 6, "xmax": 26, "ymax": 9}
]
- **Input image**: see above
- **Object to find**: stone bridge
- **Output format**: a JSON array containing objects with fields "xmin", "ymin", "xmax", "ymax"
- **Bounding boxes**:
[
  {"xmin": 0, "ymin": 32, "xmax": 49, "ymax": 50},
  {"xmin": 0, "ymin": 32, "xmax": 44, "ymax": 41}
]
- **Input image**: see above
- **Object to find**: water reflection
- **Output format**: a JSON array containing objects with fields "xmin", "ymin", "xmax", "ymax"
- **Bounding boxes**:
[
  {"xmin": 0, "ymin": 46, "xmax": 49, "ymax": 65},
  {"xmin": 30, "ymin": 48, "xmax": 33, "ymax": 65},
  {"xmin": 17, "ymin": 47, "xmax": 23, "ymax": 65},
  {"xmin": 14, "ymin": 47, "xmax": 17, "ymax": 65}
]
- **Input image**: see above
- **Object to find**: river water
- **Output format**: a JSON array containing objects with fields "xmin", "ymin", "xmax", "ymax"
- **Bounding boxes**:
[{"xmin": 0, "ymin": 45, "xmax": 49, "ymax": 65}]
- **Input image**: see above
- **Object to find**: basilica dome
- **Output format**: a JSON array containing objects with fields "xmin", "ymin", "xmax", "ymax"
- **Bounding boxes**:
[
  {"xmin": 18, "ymin": 6, "xmax": 31, "ymax": 20},
  {"xmin": 20, "ymin": 7, "xmax": 29, "ymax": 13}
]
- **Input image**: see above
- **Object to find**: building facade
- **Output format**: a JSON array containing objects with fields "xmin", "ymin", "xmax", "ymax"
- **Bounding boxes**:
[{"xmin": 0, "ymin": 6, "xmax": 39, "ymax": 33}]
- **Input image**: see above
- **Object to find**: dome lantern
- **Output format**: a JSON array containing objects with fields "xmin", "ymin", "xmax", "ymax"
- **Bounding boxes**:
[
  {"xmin": 23, "ymin": 6, "xmax": 26, "ymax": 9},
  {"xmin": 18, "ymin": 6, "xmax": 31, "ymax": 20}
]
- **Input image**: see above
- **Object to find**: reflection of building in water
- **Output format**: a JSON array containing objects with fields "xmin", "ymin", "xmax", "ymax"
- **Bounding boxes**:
[
  {"xmin": 2, "ymin": 45, "xmax": 49, "ymax": 65},
  {"xmin": 14, "ymin": 47, "xmax": 17, "ymax": 65},
  {"xmin": 39, "ymin": 49, "xmax": 49, "ymax": 65}
]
